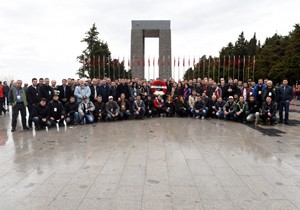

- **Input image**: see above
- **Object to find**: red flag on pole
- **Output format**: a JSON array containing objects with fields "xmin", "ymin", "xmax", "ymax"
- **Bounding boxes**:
[
  {"xmin": 148, "ymin": 57, "xmax": 150, "ymax": 67},
  {"xmin": 153, "ymin": 57, "xmax": 155, "ymax": 66},
  {"xmin": 128, "ymin": 58, "xmax": 130, "ymax": 67},
  {"xmin": 238, "ymin": 55, "xmax": 240, "ymax": 68},
  {"xmin": 98, "ymin": 56, "xmax": 100, "ymax": 67},
  {"xmin": 233, "ymin": 55, "xmax": 236, "ymax": 68},
  {"xmin": 168, "ymin": 57, "xmax": 170, "ymax": 67},
  {"xmin": 87, "ymin": 57, "xmax": 91, "ymax": 67},
  {"xmin": 178, "ymin": 57, "xmax": 180, "ymax": 67},
  {"xmin": 157, "ymin": 57, "xmax": 160, "ymax": 66},
  {"xmin": 188, "ymin": 57, "xmax": 190, "ymax": 66},
  {"xmin": 243, "ymin": 56, "xmax": 246, "ymax": 67},
  {"xmin": 183, "ymin": 57, "xmax": 185, "ymax": 67},
  {"xmin": 162, "ymin": 57, "xmax": 165, "ymax": 67},
  {"xmin": 228, "ymin": 55, "xmax": 231, "ymax": 68},
  {"xmin": 102, "ymin": 56, "xmax": 105, "ymax": 68},
  {"xmin": 193, "ymin": 57, "xmax": 195, "ymax": 66},
  {"xmin": 253, "ymin": 55, "xmax": 256, "ymax": 67},
  {"xmin": 174, "ymin": 57, "xmax": 176, "ymax": 67},
  {"xmin": 248, "ymin": 56, "xmax": 250, "ymax": 67},
  {"xmin": 93, "ymin": 55, "xmax": 95, "ymax": 67}
]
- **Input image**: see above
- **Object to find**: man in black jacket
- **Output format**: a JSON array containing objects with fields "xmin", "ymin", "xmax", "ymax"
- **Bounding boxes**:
[
  {"xmin": 116, "ymin": 79, "xmax": 130, "ymax": 100},
  {"xmin": 65, "ymin": 96, "xmax": 79, "ymax": 125},
  {"xmin": 32, "ymin": 98, "xmax": 51, "ymax": 129},
  {"xmin": 26, "ymin": 78, "xmax": 41, "ymax": 127},
  {"xmin": 99, "ymin": 79, "xmax": 110, "ymax": 103},
  {"xmin": 48, "ymin": 92, "xmax": 65, "ymax": 126},
  {"xmin": 93, "ymin": 95, "xmax": 106, "ymax": 122},
  {"xmin": 90, "ymin": 78, "xmax": 100, "ymax": 103},
  {"xmin": 39, "ymin": 78, "xmax": 54, "ymax": 103},
  {"xmin": 278, "ymin": 79, "xmax": 293, "ymax": 125},
  {"xmin": 261, "ymin": 96, "xmax": 277, "ymax": 125},
  {"xmin": 58, "ymin": 79, "xmax": 72, "ymax": 106}
]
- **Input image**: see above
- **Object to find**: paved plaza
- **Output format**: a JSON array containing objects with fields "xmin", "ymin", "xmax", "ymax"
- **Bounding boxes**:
[{"xmin": 0, "ymin": 105, "xmax": 300, "ymax": 210}]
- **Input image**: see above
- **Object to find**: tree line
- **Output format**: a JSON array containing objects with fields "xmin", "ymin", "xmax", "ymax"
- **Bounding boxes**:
[{"xmin": 77, "ymin": 23, "xmax": 300, "ymax": 84}]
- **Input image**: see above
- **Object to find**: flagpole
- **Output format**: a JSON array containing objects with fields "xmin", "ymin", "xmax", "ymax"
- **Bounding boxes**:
[
  {"xmin": 218, "ymin": 58, "xmax": 220, "ymax": 83},
  {"xmin": 118, "ymin": 57, "xmax": 120, "ymax": 80},
  {"xmin": 198, "ymin": 57, "xmax": 200, "ymax": 79},
  {"xmin": 187, "ymin": 56, "xmax": 189, "ymax": 81},
  {"xmin": 108, "ymin": 56, "xmax": 110, "ymax": 79},
  {"xmin": 213, "ymin": 58, "xmax": 216, "ymax": 81},
  {"xmin": 233, "ymin": 55, "xmax": 235, "ymax": 80},
  {"xmin": 228, "ymin": 55, "xmax": 230, "ymax": 81},
  {"xmin": 208, "ymin": 57, "xmax": 210, "ymax": 79},
  {"xmin": 177, "ymin": 57, "xmax": 180, "ymax": 82},
  {"xmin": 247, "ymin": 56, "xmax": 250, "ymax": 82},
  {"xmin": 223, "ymin": 56, "xmax": 225, "ymax": 79},
  {"xmin": 252, "ymin": 55, "xmax": 255, "ymax": 81},
  {"xmin": 93, "ymin": 55, "xmax": 95, "ymax": 79},
  {"xmin": 203, "ymin": 58, "xmax": 205, "ymax": 79},
  {"xmin": 238, "ymin": 55, "xmax": 240, "ymax": 81},
  {"xmin": 83, "ymin": 55, "xmax": 85, "ymax": 78},
  {"xmin": 242, "ymin": 55, "xmax": 245, "ymax": 83}
]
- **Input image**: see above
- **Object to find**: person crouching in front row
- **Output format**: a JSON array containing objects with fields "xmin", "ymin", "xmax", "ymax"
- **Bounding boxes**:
[
  {"xmin": 105, "ymin": 96, "xmax": 120, "ymax": 121},
  {"xmin": 261, "ymin": 96, "xmax": 277, "ymax": 125},
  {"xmin": 246, "ymin": 95, "xmax": 260, "ymax": 124},
  {"xmin": 117, "ymin": 93, "xmax": 131, "ymax": 120},
  {"xmin": 65, "ymin": 96, "xmax": 79, "ymax": 125},
  {"xmin": 144, "ymin": 95, "xmax": 156, "ymax": 117},
  {"xmin": 93, "ymin": 95, "xmax": 106, "ymax": 122},
  {"xmin": 32, "ymin": 98, "xmax": 51, "ymax": 130},
  {"xmin": 48, "ymin": 92, "xmax": 65, "ymax": 127},
  {"xmin": 78, "ymin": 95, "xmax": 95, "ymax": 124},
  {"xmin": 165, "ymin": 95, "xmax": 175, "ymax": 117},
  {"xmin": 175, "ymin": 95, "xmax": 188, "ymax": 117},
  {"xmin": 132, "ymin": 95, "xmax": 146, "ymax": 119},
  {"xmin": 235, "ymin": 96, "xmax": 248, "ymax": 123},
  {"xmin": 224, "ymin": 96, "xmax": 237, "ymax": 121},
  {"xmin": 193, "ymin": 95, "xmax": 207, "ymax": 119}
]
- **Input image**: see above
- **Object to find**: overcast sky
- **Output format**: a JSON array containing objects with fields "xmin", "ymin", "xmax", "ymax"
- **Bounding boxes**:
[{"xmin": 1, "ymin": 0, "xmax": 299, "ymax": 83}]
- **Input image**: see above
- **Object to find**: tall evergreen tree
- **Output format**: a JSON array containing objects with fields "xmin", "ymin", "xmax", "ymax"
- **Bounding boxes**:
[{"xmin": 77, "ymin": 23, "xmax": 113, "ymax": 79}]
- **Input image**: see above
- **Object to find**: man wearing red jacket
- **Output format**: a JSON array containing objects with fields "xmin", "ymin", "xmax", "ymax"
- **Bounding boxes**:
[{"xmin": 0, "ymin": 82, "xmax": 6, "ymax": 115}]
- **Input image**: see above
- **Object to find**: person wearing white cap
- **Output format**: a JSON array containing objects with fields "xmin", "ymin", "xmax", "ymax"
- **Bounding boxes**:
[
  {"xmin": 105, "ymin": 96, "xmax": 120, "ymax": 121},
  {"xmin": 223, "ymin": 96, "xmax": 237, "ymax": 120}
]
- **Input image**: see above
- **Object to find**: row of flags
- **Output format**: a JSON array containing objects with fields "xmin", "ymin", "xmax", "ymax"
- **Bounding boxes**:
[{"xmin": 83, "ymin": 55, "xmax": 256, "ymax": 69}]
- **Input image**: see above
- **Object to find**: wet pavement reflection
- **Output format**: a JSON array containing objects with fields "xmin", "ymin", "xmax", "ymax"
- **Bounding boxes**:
[{"xmin": 0, "ymin": 110, "xmax": 300, "ymax": 209}]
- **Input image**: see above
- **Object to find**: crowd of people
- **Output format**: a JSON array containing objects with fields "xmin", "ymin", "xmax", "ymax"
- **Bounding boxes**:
[{"xmin": 0, "ymin": 76, "xmax": 295, "ymax": 132}]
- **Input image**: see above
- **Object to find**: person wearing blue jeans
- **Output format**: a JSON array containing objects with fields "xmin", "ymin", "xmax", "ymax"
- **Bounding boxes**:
[
  {"xmin": 278, "ymin": 79, "xmax": 293, "ymax": 125},
  {"xmin": 78, "ymin": 96, "xmax": 95, "ymax": 124}
]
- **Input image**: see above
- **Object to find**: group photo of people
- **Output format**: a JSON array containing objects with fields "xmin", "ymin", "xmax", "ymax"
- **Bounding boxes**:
[{"xmin": 0, "ymin": 76, "xmax": 295, "ymax": 132}]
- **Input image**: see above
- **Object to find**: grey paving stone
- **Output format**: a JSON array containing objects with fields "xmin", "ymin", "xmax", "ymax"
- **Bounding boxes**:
[{"xmin": 1, "ymin": 114, "xmax": 300, "ymax": 210}]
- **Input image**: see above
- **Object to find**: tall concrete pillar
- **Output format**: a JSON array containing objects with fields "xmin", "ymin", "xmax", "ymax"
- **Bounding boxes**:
[{"xmin": 131, "ymin": 20, "xmax": 171, "ymax": 80}]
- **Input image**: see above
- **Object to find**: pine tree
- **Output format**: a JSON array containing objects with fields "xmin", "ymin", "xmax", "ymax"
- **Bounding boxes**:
[{"xmin": 76, "ymin": 23, "xmax": 113, "ymax": 79}]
